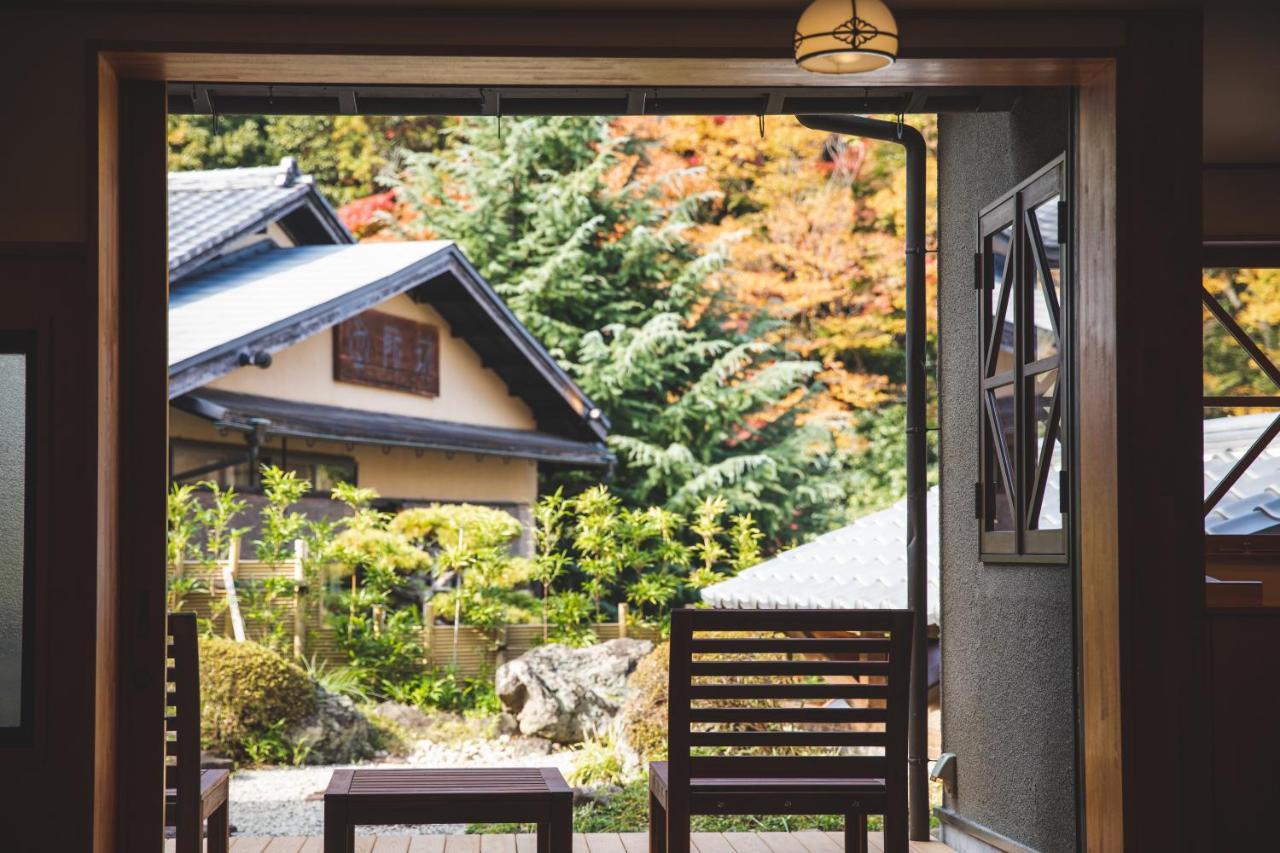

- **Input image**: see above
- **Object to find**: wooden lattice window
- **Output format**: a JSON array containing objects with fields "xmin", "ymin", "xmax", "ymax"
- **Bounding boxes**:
[
  {"xmin": 1202, "ymin": 261, "xmax": 1280, "ymax": 555},
  {"xmin": 976, "ymin": 157, "xmax": 1069, "ymax": 561}
]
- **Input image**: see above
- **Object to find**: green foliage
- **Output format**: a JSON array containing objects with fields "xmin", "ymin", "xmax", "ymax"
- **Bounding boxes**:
[
  {"xmin": 297, "ymin": 654, "xmax": 371, "ymax": 704},
  {"xmin": 241, "ymin": 718, "xmax": 313, "ymax": 767},
  {"xmin": 166, "ymin": 575, "xmax": 207, "ymax": 614},
  {"xmin": 255, "ymin": 465, "xmax": 311, "ymax": 563},
  {"xmin": 167, "ymin": 114, "xmax": 448, "ymax": 206},
  {"xmin": 840, "ymin": 404, "xmax": 939, "ymax": 519},
  {"xmin": 329, "ymin": 600, "xmax": 426, "ymax": 689},
  {"xmin": 237, "ymin": 576, "xmax": 300, "ymax": 656},
  {"xmin": 199, "ymin": 636, "xmax": 316, "ymax": 761},
  {"xmin": 532, "ymin": 488, "xmax": 573, "ymax": 638},
  {"xmin": 396, "ymin": 503, "xmax": 535, "ymax": 635},
  {"xmin": 392, "ymin": 503, "xmax": 523, "ymax": 550},
  {"xmin": 544, "ymin": 591, "xmax": 596, "ymax": 647},
  {"xmin": 393, "ymin": 115, "xmax": 846, "ymax": 544},
  {"xmin": 533, "ymin": 485, "xmax": 762, "ymax": 632},
  {"xmin": 379, "ymin": 668, "xmax": 502, "ymax": 716},
  {"xmin": 1203, "ymin": 267, "xmax": 1280, "ymax": 402},
  {"xmin": 167, "ymin": 483, "xmax": 200, "ymax": 568},
  {"xmin": 566, "ymin": 734, "xmax": 630, "ymax": 788},
  {"xmin": 194, "ymin": 481, "xmax": 248, "ymax": 565}
]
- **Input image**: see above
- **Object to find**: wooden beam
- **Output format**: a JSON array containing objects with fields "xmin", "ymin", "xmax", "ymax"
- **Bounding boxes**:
[
  {"xmin": 111, "ymin": 74, "xmax": 171, "ymax": 853},
  {"xmin": 1076, "ymin": 59, "xmax": 1123, "ymax": 853},
  {"xmin": 106, "ymin": 52, "xmax": 1106, "ymax": 89},
  {"xmin": 1077, "ymin": 14, "xmax": 1207, "ymax": 852},
  {"xmin": 94, "ymin": 55, "xmax": 122, "ymax": 853}
]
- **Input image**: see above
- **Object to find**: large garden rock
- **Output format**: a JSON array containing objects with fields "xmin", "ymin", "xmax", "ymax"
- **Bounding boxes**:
[
  {"xmin": 287, "ymin": 684, "xmax": 377, "ymax": 765},
  {"xmin": 496, "ymin": 638, "xmax": 653, "ymax": 743}
]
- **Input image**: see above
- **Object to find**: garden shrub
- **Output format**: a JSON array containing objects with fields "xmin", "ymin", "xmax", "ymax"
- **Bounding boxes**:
[
  {"xmin": 566, "ymin": 733, "xmax": 630, "ymax": 788},
  {"xmin": 199, "ymin": 636, "xmax": 316, "ymax": 760},
  {"xmin": 618, "ymin": 641, "xmax": 668, "ymax": 762}
]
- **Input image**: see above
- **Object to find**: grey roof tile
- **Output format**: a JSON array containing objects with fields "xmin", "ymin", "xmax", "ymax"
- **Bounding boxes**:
[{"xmin": 168, "ymin": 158, "xmax": 348, "ymax": 278}]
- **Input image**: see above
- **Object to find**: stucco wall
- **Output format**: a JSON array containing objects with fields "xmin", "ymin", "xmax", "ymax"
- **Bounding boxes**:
[
  {"xmin": 937, "ymin": 90, "xmax": 1077, "ymax": 853},
  {"xmin": 169, "ymin": 408, "xmax": 538, "ymax": 507},
  {"xmin": 208, "ymin": 293, "xmax": 536, "ymax": 430},
  {"xmin": 0, "ymin": 354, "xmax": 27, "ymax": 728}
]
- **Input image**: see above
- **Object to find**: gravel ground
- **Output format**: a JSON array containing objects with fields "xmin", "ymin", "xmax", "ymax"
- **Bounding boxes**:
[{"xmin": 228, "ymin": 731, "xmax": 579, "ymax": 837}]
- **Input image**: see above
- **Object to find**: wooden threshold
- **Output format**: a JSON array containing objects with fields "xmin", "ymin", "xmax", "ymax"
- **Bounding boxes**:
[{"xmin": 162, "ymin": 831, "xmax": 954, "ymax": 852}]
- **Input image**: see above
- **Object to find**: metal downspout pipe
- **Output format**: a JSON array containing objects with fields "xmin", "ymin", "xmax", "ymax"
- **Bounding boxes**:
[{"xmin": 797, "ymin": 114, "xmax": 930, "ymax": 843}]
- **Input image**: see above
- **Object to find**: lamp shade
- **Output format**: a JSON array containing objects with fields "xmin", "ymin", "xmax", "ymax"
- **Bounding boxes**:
[{"xmin": 794, "ymin": 0, "xmax": 899, "ymax": 74}]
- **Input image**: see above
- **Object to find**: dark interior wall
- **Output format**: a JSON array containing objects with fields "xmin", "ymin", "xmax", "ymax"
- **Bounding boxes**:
[{"xmin": 937, "ymin": 89, "xmax": 1075, "ymax": 853}]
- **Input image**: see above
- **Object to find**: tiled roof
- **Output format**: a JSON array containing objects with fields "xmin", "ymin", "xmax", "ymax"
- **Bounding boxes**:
[
  {"xmin": 166, "ymin": 238, "xmax": 608, "ymax": 444},
  {"xmin": 168, "ymin": 157, "xmax": 350, "ymax": 278},
  {"xmin": 169, "ymin": 242, "xmax": 453, "ymax": 387},
  {"xmin": 702, "ymin": 488, "xmax": 943, "ymax": 624},
  {"xmin": 175, "ymin": 388, "xmax": 612, "ymax": 467},
  {"xmin": 1204, "ymin": 411, "xmax": 1280, "ymax": 535}
]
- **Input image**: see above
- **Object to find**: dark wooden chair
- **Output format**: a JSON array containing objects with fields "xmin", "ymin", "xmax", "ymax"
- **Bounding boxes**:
[
  {"xmin": 649, "ymin": 608, "xmax": 913, "ymax": 853},
  {"xmin": 165, "ymin": 612, "xmax": 230, "ymax": 853}
]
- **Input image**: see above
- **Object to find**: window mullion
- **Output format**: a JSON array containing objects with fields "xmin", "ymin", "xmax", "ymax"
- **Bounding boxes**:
[{"xmin": 1013, "ymin": 191, "xmax": 1028, "ymax": 552}]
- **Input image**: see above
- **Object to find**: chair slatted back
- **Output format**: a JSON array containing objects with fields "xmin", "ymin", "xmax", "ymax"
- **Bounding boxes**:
[
  {"xmin": 668, "ymin": 608, "xmax": 913, "ymax": 785},
  {"xmin": 166, "ymin": 613, "xmax": 202, "ymax": 833}
]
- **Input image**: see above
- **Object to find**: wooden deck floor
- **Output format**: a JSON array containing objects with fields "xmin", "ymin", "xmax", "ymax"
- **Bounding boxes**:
[{"xmin": 167, "ymin": 832, "xmax": 951, "ymax": 852}]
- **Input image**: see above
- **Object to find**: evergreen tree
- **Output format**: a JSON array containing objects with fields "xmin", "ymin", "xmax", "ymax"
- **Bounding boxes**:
[{"xmin": 392, "ymin": 116, "xmax": 847, "ymax": 544}]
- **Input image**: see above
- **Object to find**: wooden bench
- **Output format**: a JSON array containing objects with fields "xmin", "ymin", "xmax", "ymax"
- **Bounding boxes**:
[
  {"xmin": 165, "ymin": 612, "xmax": 231, "ymax": 853},
  {"xmin": 650, "ymin": 607, "xmax": 914, "ymax": 853},
  {"xmin": 323, "ymin": 767, "xmax": 573, "ymax": 853}
]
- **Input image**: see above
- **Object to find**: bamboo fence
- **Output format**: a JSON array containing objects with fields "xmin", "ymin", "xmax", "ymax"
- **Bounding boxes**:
[{"xmin": 167, "ymin": 541, "xmax": 659, "ymax": 678}]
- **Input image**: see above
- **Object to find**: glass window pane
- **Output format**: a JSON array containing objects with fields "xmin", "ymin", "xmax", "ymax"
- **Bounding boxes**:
[
  {"xmin": 171, "ymin": 441, "xmax": 252, "ymax": 490},
  {"xmin": 1032, "ymin": 195, "xmax": 1061, "ymax": 297},
  {"xmin": 988, "ymin": 224, "xmax": 1016, "ymax": 376},
  {"xmin": 1204, "ymin": 409, "xmax": 1280, "ymax": 535},
  {"xmin": 1031, "ymin": 264, "xmax": 1059, "ymax": 362},
  {"xmin": 1029, "ymin": 196, "xmax": 1061, "ymax": 363},
  {"xmin": 986, "ymin": 382, "xmax": 1017, "ymax": 532},
  {"xmin": 1203, "ymin": 268, "xmax": 1280, "ymax": 398},
  {"xmin": 0, "ymin": 351, "xmax": 28, "ymax": 730},
  {"xmin": 1031, "ymin": 368, "xmax": 1062, "ymax": 531}
]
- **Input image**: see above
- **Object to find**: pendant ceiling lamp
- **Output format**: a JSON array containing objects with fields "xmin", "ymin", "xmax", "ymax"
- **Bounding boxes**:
[{"xmin": 794, "ymin": 0, "xmax": 899, "ymax": 74}]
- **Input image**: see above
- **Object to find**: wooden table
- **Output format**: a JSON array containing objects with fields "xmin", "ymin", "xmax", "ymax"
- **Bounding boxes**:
[{"xmin": 322, "ymin": 768, "xmax": 573, "ymax": 853}]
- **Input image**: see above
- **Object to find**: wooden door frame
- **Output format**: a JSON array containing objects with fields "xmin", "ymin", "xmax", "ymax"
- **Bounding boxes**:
[{"xmin": 94, "ymin": 15, "xmax": 1203, "ymax": 851}]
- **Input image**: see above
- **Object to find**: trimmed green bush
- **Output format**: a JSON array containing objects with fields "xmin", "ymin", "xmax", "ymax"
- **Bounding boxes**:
[{"xmin": 199, "ymin": 636, "xmax": 316, "ymax": 760}]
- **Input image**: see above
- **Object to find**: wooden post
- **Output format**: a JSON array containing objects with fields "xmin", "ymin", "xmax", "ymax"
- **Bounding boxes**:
[
  {"xmin": 223, "ymin": 538, "xmax": 246, "ymax": 642},
  {"xmin": 316, "ymin": 560, "xmax": 327, "ymax": 625},
  {"xmin": 293, "ymin": 539, "xmax": 307, "ymax": 659},
  {"xmin": 617, "ymin": 602, "xmax": 628, "ymax": 639},
  {"xmin": 423, "ymin": 601, "xmax": 435, "ymax": 667}
]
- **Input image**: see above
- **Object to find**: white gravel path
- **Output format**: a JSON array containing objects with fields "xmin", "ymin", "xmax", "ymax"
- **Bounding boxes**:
[{"xmin": 228, "ymin": 732, "xmax": 579, "ymax": 837}]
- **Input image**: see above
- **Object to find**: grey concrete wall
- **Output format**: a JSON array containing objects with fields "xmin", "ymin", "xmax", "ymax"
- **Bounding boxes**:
[
  {"xmin": 0, "ymin": 353, "xmax": 27, "ymax": 727},
  {"xmin": 937, "ymin": 90, "xmax": 1076, "ymax": 853}
]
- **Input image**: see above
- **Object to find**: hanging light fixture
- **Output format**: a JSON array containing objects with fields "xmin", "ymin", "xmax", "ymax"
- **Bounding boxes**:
[{"xmin": 794, "ymin": 0, "xmax": 899, "ymax": 74}]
